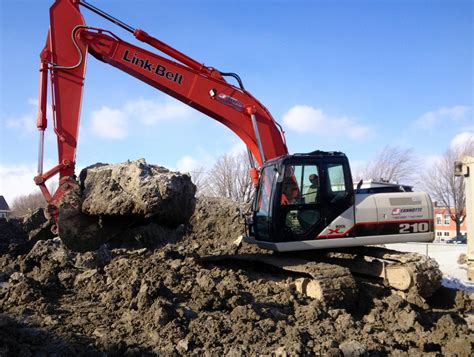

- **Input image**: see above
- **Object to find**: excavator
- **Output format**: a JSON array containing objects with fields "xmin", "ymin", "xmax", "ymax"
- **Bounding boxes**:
[{"xmin": 34, "ymin": 0, "xmax": 442, "ymax": 306}]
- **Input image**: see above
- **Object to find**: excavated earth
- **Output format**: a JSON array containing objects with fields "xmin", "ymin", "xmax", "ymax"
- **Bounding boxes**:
[{"xmin": 0, "ymin": 164, "xmax": 473, "ymax": 355}]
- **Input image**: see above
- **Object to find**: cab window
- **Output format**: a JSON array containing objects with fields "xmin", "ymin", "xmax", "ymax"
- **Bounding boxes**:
[
  {"xmin": 281, "ymin": 165, "xmax": 319, "ymax": 205},
  {"xmin": 326, "ymin": 163, "xmax": 350, "ymax": 206},
  {"xmin": 256, "ymin": 165, "xmax": 276, "ymax": 215}
]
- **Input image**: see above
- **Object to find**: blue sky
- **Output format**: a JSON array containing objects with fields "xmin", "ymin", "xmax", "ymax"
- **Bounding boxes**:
[{"xmin": 0, "ymin": 0, "xmax": 472, "ymax": 203}]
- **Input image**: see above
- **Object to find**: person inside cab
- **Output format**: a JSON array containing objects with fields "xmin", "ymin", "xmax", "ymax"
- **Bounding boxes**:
[
  {"xmin": 305, "ymin": 173, "xmax": 319, "ymax": 203},
  {"xmin": 281, "ymin": 172, "xmax": 301, "ymax": 205}
]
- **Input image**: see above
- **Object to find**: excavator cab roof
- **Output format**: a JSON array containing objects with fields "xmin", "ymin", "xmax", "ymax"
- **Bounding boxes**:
[{"xmin": 262, "ymin": 150, "xmax": 348, "ymax": 168}]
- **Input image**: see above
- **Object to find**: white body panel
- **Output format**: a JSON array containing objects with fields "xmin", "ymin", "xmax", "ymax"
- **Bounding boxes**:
[
  {"xmin": 245, "ymin": 232, "xmax": 434, "ymax": 252},
  {"xmin": 250, "ymin": 191, "xmax": 435, "ymax": 252}
]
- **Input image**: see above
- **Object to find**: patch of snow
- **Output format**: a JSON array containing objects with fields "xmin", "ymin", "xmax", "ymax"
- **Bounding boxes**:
[
  {"xmin": 442, "ymin": 276, "xmax": 474, "ymax": 293},
  {"xmin": 386, "ymin": 243, "xmax": 471, "ymax": 284}
]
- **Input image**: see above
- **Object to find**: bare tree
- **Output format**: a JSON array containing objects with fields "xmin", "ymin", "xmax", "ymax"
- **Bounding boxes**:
[
  {"xmin": 10, "ymin": 180, "xmax": 58, "ymax": 218},
  {"xmin": 422, "ymin": 138, "xmax": 474, "ymax": 238},
  {"xmin": 204, "ymin": 151, "xmax": 254, "ymax": 203},
  {"xmin": 11, "ymin": 192, "xmax": 47, "ymax": 217},
  {"xmin": 355, "ymin": 146, "xmax": 419, "ymax": 183},
  {"xmin": 187, "ymin": 167, "xmax": 209, "ymax": 196}
]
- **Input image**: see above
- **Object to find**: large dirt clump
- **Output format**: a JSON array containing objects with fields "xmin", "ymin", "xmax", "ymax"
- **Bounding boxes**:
[
  {"xmin": 58, "ymin": 159, "xmax": 196, "ymax": 252},
  {"xmin": 79, "ymin": 159, "xmax": 196, "ymax": 224}
]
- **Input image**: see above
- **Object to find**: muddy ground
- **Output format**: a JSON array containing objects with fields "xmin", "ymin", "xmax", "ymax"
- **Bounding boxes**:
[{"xmin": 0, "ymin": 197, "xmax": 473, "ymax": 356}]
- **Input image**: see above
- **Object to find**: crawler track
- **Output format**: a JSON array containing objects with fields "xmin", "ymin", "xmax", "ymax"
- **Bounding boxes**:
[
  {"xmin": 203, "ymin": 254, "xmax": 358, "ymax": 308},
  {"xmin": 204, "ymin": 246, "xmax": 442, "ymax": 308},
  {"xmin": 339, "ymin": 247, "xmax": 442, "ymax": 302},
  {"xmin": 294, "ymin": 246, "xmax": 443, "ymax": 305}
]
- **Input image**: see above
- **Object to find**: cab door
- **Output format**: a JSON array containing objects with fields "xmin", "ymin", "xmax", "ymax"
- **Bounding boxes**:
[
  {"xmin": 253, "ymin": 164, "xmax": 277, "ymax": 241},
  {"xmin": 273, "ymin": 162, "xmax": 326, "ymax": 242},
  {"xmin": 271, "ymin": 157, "xmax": 355, "ymax": 242},
  {"xmin": 318, "ymin": 160, "xmax": 355, "ymax": 238}
]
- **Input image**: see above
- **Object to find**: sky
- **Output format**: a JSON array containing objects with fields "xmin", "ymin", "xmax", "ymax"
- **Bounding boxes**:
[{"xmin": 0, "ymin": 0, "xmax": 473, "ymax": 204}]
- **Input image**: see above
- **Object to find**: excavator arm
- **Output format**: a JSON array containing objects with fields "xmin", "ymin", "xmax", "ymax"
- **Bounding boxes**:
[{"xmin": 35, "ymin": 0, "xmax": 288, "ymax": 218}]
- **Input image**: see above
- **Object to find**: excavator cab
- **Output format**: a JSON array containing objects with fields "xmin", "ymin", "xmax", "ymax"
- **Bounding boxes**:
[{"xmin": 251, "ymin": 151, "xmax": 355, "ymax": 247}]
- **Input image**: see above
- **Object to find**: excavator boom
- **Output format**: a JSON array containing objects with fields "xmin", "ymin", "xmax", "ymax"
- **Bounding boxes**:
[{"xmin": 35, "ymin": 0, "xmax": 288, "ymax": 217}]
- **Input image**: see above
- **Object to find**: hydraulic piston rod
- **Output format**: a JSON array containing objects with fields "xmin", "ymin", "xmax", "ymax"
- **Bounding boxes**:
[
  {"xmin": 79, "ymin": 0, "xmax": 135, "ymax": 33},
  {"xmin": 251, "ymin": 113, "xmax": 266, "ymax": 163}
]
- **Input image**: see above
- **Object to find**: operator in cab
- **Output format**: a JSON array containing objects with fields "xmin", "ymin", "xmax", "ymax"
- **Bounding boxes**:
[{"xmin": 305, "ymin": 173, "xmax": 319, "ymax": 203}]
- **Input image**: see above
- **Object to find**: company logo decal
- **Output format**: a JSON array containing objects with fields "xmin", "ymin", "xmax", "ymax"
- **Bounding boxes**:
[
  {"xmin": 123, "ymin": 50, "xmax": 184, "ymax": 85},
  {"xmin": 392, "ymin": 207, "xmax": 422, "ymax": 215}
]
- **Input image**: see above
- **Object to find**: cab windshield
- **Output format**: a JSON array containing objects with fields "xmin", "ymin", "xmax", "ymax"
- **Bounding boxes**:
[{"xmin": 254, "ymin": 164, "xmax": 277, "ymax": 239}]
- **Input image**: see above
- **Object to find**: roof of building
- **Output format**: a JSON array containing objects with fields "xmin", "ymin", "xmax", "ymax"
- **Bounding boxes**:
[
  {"xmin": 434, "ymin": 207, "xmax": 456, "ymax": 213},
  {"xmin": 0, "ymin": 196, "xmax": 10, "ymax": 211}
]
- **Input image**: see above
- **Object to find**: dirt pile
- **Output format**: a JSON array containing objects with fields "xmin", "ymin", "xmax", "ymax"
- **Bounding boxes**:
[
  {"xmin": 1, "ymin": 197, "xmax": 473, "ymax": 355},
  {"xmin": 0, "ymin": 208, "xmax": 54, "ymax": 255}
]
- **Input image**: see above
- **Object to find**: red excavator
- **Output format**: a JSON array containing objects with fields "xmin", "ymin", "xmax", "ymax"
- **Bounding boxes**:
[
  {"xmin": 34, "ymin": 0, "xmax": 442, "ymax": 304},
  {"xmin": 35, "ymin": 0, "xmax": 435, "ymax": 253},
  {"xmin": 34, "ymin": 2, "xmax": 444, "ymax": 301}
]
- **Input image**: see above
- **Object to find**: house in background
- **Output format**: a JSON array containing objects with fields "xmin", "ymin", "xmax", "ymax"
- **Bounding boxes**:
[
  {"xmin": 0, "ymin": 196, "xmax": 11, "ymax": 219},
  {"xmin": 433, "ymin": 205, "xmax": 467, "ymax": 241}
]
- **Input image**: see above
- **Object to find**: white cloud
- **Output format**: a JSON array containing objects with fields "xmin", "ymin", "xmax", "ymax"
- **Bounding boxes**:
[
  {"xmin": 125, "ymin": 97, "xmax": 192, "ymax": 125},
  {"xmin": 228, "ymin": 142, "xmax": 247, "ymax": 156},
  {"xmin": 4, "ymin": 96, "xmax": 192, "ymax": 141},
  {"xmin": 88, "ymin": 97, "xmax": 193, "ymax": 139},
  {"xmin": 450, "ymin": 131, "xmax": 474, "ymax": 151},
  {"xmin": 4, "ymin": 98, "xmax": 53, "ymax": 134},
  {"xmin": 282, "ymin": 105, "xmax": 373, "ymax": 140},
  {"xmin": 6, "ymin": 112, "xmax": 35, "ymax": 132},
  {"xmin": 0, "ymin": 163, "xmax": 40, "ymax": 204},
  {"xmin": 174, "ymin": 142, "xmax": 247, "ymax": 175},
  {"xmin": 419, "ymin": 154, "xmax": 443, "ymax": 170},
  {"xmin": 174, "ymin": 149, "xmax": 216, "ymax": 187},
  {"xmin": 415, "ymin": 106, "xmax": 471, "ymax": 130},
  {"xmin": 349, "ymin": 159, "xmax": 368, "ymax": 179},
  {"xmin": 176, "ymin": 155, "xmax": 202, "ymax": 173},
  {"xmin": 91, "ymin": 106, "xmax": 128, "ymax": 139}
]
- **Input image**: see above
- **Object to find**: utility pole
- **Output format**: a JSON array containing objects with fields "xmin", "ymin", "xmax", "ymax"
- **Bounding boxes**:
[{"xmin": 455, "ymin": 156, "xmax": 474, "ymax": 281}]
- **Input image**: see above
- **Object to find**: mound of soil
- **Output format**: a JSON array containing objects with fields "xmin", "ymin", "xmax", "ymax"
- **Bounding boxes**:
[
  {"xmin": 0, "ymin": 208, "xmax": 54, "ymax": 255},
  {"xmin": 1, "ymin": 196, "xmax": 473, "ymax": 355}
]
